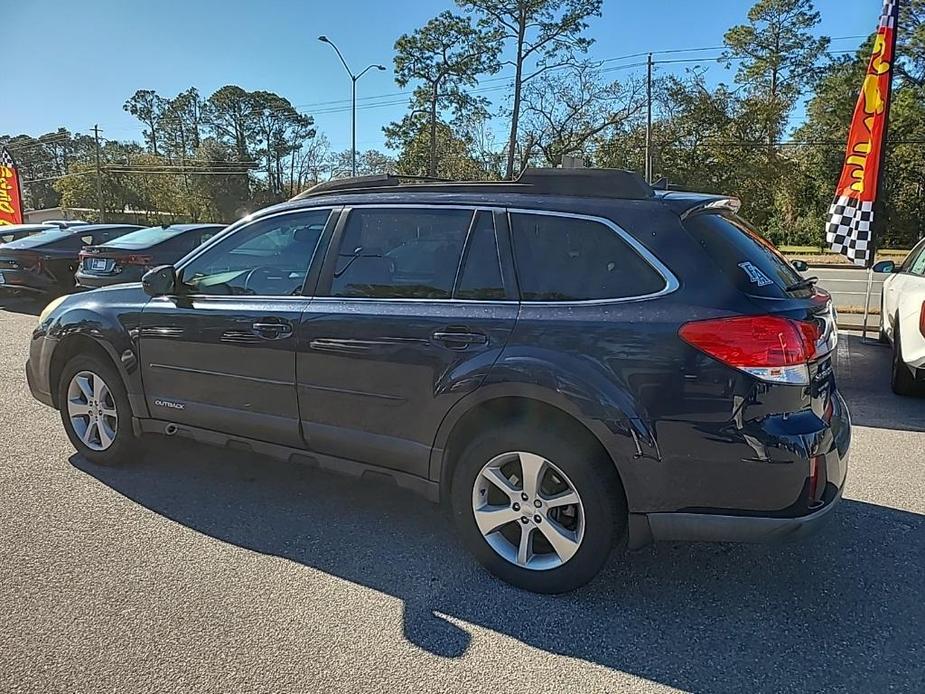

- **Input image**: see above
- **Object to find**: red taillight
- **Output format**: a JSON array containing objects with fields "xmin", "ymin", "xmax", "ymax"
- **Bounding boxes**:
[
  {"xmin": 920, "ymin": 302, "xmax": 925, "ymax": 339},
  {"xmin": 119, "ymin": 254, "xmax": 153, "ymax": 266},
  {"xmin": 679, "ymin": 315, "xmax": 820, "ymax": 385},
  {"xmin": 18, "ymin": 251, "xmax": 45, "ymax": 272}
]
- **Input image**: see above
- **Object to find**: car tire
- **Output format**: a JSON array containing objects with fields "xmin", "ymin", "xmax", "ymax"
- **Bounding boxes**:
[
  {"xmin": 890, "ymin": 323, "xmax": 918, "ymax": 396},
  {"xmin": 450, "ymin": 423, "xmax": 626, "ymax": 593},
  {"xmin": 57, "ymin": 353, "xmax": 139, "ymax": 465}
]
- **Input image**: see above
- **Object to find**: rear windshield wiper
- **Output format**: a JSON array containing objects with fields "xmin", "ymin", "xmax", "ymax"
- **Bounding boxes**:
[{"xmin": 786, "ymin": 276, "xmax": 818, "ymax": 292}]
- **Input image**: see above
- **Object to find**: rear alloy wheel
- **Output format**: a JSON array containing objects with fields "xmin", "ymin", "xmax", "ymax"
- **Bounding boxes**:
[
  {"xmin": 472, "ymin": 451, "xmax": 585, "ymax": 571},
  {"xmin": 58, "ymin": 354, "xmax": 138, "ymax": 465},
  {"xmin": 451, "ymin": 424, "xmax": 625, "ymax": 593},
  {"xmin": 891, "ymin": 324, "xmax": 918, "ymax": 396}
]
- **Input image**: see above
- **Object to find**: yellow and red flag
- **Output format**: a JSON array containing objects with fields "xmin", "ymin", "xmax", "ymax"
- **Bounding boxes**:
[
  {"xmin": 826, "ymin": 0, "xmax": 899, "ymax": 266},
  {"xmin": 0, "ymin": 146, "xmax": 25, "ymax": 226}
]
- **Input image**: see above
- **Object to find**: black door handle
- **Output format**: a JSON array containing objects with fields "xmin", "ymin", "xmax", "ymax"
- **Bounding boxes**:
[
  {"xmin": 252, "ymin": 321, "xmax": 293, "ymax": 339},
  {"xmin": 432, "ymin": 330, "xmax": 488, "ymax": 349}
]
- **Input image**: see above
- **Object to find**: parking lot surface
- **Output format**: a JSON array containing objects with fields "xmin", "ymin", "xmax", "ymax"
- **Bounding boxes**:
[{"xmin": 1, "ymin": 295, "xmax": 923, "ymax": 694}]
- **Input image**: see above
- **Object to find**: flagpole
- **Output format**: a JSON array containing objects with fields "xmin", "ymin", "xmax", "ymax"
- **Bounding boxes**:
[{"xmin": 864, "ymin": 2, "xmax": 900, "ymax": 342}]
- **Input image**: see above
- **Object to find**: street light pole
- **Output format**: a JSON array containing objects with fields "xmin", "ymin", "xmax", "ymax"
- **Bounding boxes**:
[{"xmin": 318, "ymin": 35, "xmax": 385, "ymax": 178}]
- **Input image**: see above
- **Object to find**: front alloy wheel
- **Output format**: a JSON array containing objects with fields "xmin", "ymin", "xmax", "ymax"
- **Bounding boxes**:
[
  {"xmin": 472, "ymin": 451, "xmax": 585, "ymax": 571},
  {"xmin": 66, "ymin": 370, "xmax": 118, "ymax": 451}
]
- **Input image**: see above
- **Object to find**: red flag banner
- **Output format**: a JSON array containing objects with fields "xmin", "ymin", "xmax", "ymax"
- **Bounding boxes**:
[
  {"xmin": 825, "ymin": 0, "xmax": 899, "ymax": 266},
  {"xmin": 0, "ymin": 146, "xmax": 25, "ymax": 226}
]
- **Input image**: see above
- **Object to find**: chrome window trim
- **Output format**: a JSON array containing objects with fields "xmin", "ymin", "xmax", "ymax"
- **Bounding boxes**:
[
  {"xmin": 506, "ymin": 207, "xmax": 679, "ymax": 305},
  {"xmin": 170, "ymin": 206, "xmax": 337, "ymax": 300},
  {"xmin": 309, "ymin": 296, "xmax": 519, "ymax": 305},
  {"xmin": 168, "ymin": 203, "xmax": 677, "ymax": 306}
]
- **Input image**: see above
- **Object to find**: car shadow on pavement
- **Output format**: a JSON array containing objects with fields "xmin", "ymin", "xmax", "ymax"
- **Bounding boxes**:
[
  {"xmin": 72, "ymin": 441, "xmax": 924, "ymax": 693},
  {"xmin": 836, "ymin": 332, "xmax": 925, "ymax": 431}
]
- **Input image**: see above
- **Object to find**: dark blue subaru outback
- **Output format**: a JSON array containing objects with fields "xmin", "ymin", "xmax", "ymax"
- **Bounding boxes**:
[{"xmin": 26, "ymin": 169, "xmax": 850, "ymax": 593}]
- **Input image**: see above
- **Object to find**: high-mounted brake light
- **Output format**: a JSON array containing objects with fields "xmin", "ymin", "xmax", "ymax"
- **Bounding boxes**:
[{"xmin": 679, "ymin": 315, "xmax": 822, "ymax": 385}]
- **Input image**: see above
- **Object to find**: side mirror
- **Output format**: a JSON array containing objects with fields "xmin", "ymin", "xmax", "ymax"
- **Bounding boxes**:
[
  {"xmin": 791, "ymin": 259, "xmax": 809, "ymax": 272},
  {"xmin": 872, "ymin": 260, "xmax": 896, "ymax": 274},
  {"xmin": 142, "ymin": 265, "xmax": 178, "ymax": 296}
]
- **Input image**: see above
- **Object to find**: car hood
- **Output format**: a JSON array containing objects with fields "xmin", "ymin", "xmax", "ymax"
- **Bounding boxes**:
[{"xmin": 58, "ymin": 282, "xmax": 149, "ymax": 312}]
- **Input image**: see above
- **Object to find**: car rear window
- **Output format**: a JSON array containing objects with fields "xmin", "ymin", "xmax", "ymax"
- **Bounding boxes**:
[
  {"xmin": 1, "ymin": 229, "xmax": 72, "ymax": 248},
  {"xmin": 102, "ymin": 226, "xmax": 185, "ymax": 249},
  {"xmin": 683, "ymin": 213, "xmax": 804, "ymax": 297}
]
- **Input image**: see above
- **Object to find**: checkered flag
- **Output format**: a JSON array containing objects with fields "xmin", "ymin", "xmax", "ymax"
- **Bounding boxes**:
[
  {"xmin": 0, "ymin": 147, "xmax": 15, "ymax": 168},
  {"xmin": 880, "ymin": 0, "xmax": 897, "ymax": 29},
  {"xmin": 826, "ymin": 195, "xmax": 873, "ymax": 266}
]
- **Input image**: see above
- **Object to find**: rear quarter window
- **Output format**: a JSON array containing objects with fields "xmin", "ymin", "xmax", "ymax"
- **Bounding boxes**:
[
  {"xmin": 683, "ymin": 213, "xmax": 803, "ymax": 298},
  {"xmin": 510, "ymin": 213, "xmax": 666, "ymax": 301}
]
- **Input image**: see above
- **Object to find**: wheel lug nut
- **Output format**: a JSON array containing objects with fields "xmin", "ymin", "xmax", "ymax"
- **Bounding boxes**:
[
  {"xmin": 512, "ymin": 502, "xmax": 520, "ymax": 511},
  {"xmin": 534, "ymin": 515, "xmax": 542, "ymax": 523},
  {"xmin": 521, "ymin": 493, "xmax": 529, "ymax": 502},
  {"xmin": 533, "ymin": 499, "xmax": 542, "ymax": 508},
  {"xmin": 520, "ymin": 517, "xmax": 529, "ymax": 524}
]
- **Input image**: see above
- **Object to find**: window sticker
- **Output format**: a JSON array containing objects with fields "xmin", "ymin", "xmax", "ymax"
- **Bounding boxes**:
[{"xmin": 737, "ymin": 261, "xmax": 774, "ymax": 287}]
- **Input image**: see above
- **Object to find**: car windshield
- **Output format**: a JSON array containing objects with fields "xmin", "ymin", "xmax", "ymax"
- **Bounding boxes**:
[{"xmin": 102, "ymin": 226, "xmax": 185, "ymax": 249}]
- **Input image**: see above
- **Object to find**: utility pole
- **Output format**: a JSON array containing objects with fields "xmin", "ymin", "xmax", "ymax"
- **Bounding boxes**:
[
  {"xmin": 645, "ymin": 53, "xmax": 653, "ymax": 183},
  {"xmin": 92, "ymin": 124, "xmax": 104, "ymax": 222}
]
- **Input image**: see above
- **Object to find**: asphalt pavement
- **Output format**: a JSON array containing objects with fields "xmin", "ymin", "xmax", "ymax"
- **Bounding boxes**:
[{"xmin": 1, "ymin": 295, "xmax": 923, "ymax": 693}]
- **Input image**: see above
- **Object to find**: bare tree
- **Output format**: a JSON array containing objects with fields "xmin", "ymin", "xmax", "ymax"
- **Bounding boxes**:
[
  {"xmin": 520, "ymin": 63, "xmax": 645, "ymax": 167},
  {"xmin": 457, "ymin": 0, "xmax": 602, "ymax": 178}
]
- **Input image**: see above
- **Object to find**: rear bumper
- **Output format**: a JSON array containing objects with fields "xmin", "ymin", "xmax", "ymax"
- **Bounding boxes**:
[
  {"xmin": 0, "ymin": 269, "xmax": 54, "ymax": 292},
  {"xmin": 642, "ymin": 487, "xmax": 844, "ymax": 544},
  {"xmin": 74, "ymin": 270, "xmax": 141, "ymax": 289}
]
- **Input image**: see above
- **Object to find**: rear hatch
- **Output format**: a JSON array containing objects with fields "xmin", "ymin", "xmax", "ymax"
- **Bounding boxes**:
[
  {"xmin": 680, "ymin": 210, "xmax": 845, "ymax": 495},
  {"xmin": 0, "ymin": 230, "xmax": 73, "ymax": 281},
  {"xmin": 682, "ymin": 209, "xmax": 838, "ymax": 371},
  {"xmin": 79, "ymin": 246, "xmax": 152, "ymax": 276}
]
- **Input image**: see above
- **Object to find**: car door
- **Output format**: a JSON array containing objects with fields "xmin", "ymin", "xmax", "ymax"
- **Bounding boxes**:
[
  {"xmin": 885, "ymin": 240, "xmax": 925, "ymax": 332},
  {"xmin": 899, "ymin": 242, "xmax": 925, "ymax": 345},
  {"xmin": 139, "ymin": 208, "xmax": 336, "ymax": 446},
  {"xmin": 296, "ymin": 206, "xmax": 518, "ymax": 477}
]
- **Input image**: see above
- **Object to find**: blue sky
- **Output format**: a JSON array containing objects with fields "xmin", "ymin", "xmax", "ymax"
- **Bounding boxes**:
[{"xmin": 2, "ymin": 0, "xmax": 879, "ymax": 153}]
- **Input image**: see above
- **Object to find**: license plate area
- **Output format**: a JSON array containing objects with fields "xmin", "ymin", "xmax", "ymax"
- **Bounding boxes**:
[{"xmin": 87, "ymin": 258, "xmax": 113, "ymax": 273}]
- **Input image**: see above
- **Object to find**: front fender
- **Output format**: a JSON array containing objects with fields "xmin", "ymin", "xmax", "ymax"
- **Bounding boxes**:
[{"xmin": 43, "ymin": 293, "xmax": 148, "ymax": 418}]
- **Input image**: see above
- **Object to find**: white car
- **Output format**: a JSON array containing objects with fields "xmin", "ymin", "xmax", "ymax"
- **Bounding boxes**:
[{"xmin": 877, "ymin": 239, "xmax": 925, "ymax": 395}]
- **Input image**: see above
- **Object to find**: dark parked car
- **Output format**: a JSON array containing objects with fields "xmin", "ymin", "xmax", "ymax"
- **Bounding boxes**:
[
  {"xmin": 41, "ymin": 220, "xmax": 90, "ymax": 228},
  {"xmin": 26, "ymin": 169, "xmax": 850, "ymax": 593},
  {"xmin": 0, "ymin": 224, "xmax": 140, "ymax": 294},
  {"xmin": 1, "ymin": 223, "xmax": 62, "ymax": 245},
  {"xmin": 76, "ymin": 223, "xmax": 225, "ymax": 289}
]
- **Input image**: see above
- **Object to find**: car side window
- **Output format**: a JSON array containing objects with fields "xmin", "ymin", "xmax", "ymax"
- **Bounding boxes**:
[
  {"xmin": 179, "ymin": 210, "xmax": 330, "ymax": 296},
  {"xmin": 910, "ymin": 247, "xmax": 925, "ymax": 276},
  {"xmin": 510, "ymin": 212, "xmax": 666, "ymax": 301},
  {"xmin": 900, "ymin": 240, "xmax": 925, "ymax": 272},
  {"xmin": 454, "ymin": 211, "xmax": 505, "ymax": 300},
  {"xmin": 329, "ymin": 208, "xmax": 473, "ymax": 299}
]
